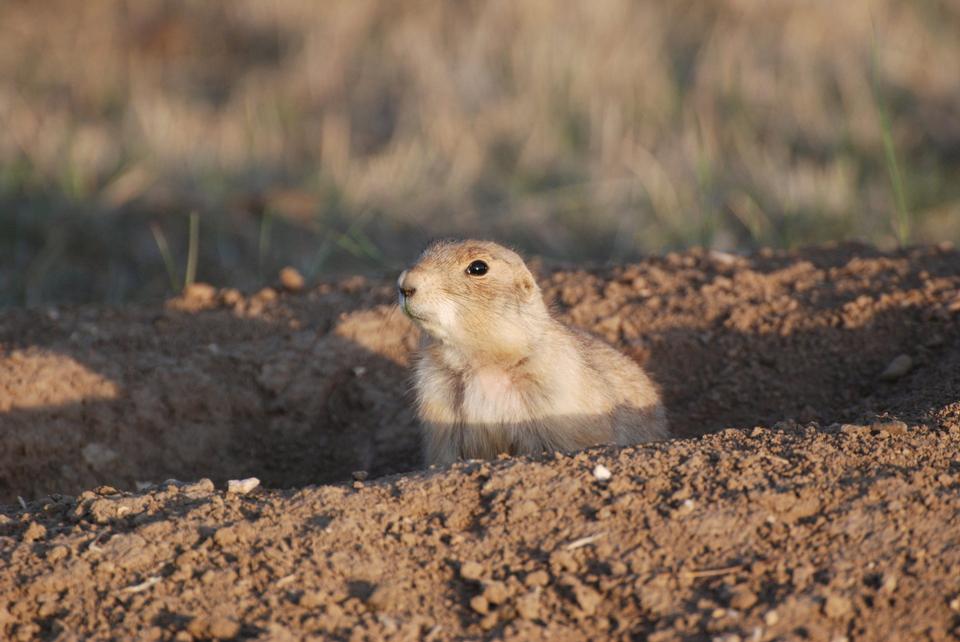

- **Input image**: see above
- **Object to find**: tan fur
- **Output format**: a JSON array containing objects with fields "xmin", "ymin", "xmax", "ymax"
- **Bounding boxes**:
[{"xmin": 399, "ymin": 239, "xmax": 669, "ymax": 466}]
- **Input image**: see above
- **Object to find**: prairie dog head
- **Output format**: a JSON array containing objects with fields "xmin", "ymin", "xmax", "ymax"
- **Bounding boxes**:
[{"xmin": 398, "ymin": 240, "xmax": 548, "ymax": 358}]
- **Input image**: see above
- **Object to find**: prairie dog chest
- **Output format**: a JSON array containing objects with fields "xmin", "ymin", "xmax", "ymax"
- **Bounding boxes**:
[{"xmin": 461, "ymin": 365, "xmax": 533, "ymax": 424}]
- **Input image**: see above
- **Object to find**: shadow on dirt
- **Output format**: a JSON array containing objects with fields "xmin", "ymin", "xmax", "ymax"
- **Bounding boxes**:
[
  {"xmin": 0, "ymin": 279, "xmax": 424, "ymax": 502},
  {"xmin": 1, "ymin": 244, "xmax": 958, "ymax": 502}
]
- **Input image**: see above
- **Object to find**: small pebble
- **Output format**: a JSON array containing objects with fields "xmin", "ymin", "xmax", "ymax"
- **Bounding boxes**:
[
  {"xmin": 880, "ymin": 354, "xmax": 912, "ymax": 381},
  {"xmin": 460, "ymin": 561, "xmax": 484, "ymax": 581},
  {"xmin": 279, "ymin": 267, "xmax": 305, "ymax": 292},
  {"xmin": 880, "ymin": 573, "xmax": 898, "ymax": 594},
  {"xmin": 227, "ymin": 478, "xmax": 260, "ymax": 495},
  {"xmin": 729, "ymin": 587, "xmax": 757, "ymax": 610},
  {"xmin": 593, "ymin": 464, "xmax": 612, "ymax": 482},
  {"xmin": 352, "ymin": 471, "xmax": 369, "ymax": 482}
]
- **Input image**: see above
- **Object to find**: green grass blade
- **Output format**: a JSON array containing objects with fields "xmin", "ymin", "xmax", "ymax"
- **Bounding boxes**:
[
  {"xmin": 149, "ymin": 222, "xmax": 179, "ymax": 292},
  {"xmin": 184, "ymin": 211, "xmax": 199, "ymax": 289}
]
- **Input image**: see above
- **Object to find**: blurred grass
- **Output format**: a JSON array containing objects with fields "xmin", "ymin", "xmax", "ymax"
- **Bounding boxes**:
[{"xmin": 1, "ymin": 0, "xmax": 959, "ymax": 306}]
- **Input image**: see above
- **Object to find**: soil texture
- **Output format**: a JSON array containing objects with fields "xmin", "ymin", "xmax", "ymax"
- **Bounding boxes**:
[{"xmin": 1, "ymin": 242, "xmax": 959, "ymax": 640}]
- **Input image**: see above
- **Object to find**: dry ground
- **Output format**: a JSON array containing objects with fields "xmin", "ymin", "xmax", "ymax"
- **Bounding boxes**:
[{"xmin": 1, "ymin": 243, "xmax": 960, "ymax": 640}]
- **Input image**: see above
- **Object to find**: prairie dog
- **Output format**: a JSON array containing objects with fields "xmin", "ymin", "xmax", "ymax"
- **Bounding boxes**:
[{"xmin": 398, "ymin": 239, "xmax": 668, "ymax": 466}]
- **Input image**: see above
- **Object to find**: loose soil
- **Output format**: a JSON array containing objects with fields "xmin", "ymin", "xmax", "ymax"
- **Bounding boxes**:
[{"xmin": 1, "ymin": 242, "xmax": 959, "ymax": 640}]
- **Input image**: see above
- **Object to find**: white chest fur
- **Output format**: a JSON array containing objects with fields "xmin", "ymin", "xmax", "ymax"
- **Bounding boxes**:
[{"xmin": 461, "ymin": 365, "xmax": 532, "ymax": 425}]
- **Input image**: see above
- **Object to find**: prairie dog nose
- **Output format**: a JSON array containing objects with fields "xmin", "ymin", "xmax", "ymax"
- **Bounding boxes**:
[{"xmin": 397, "ymin": 270, "xmax": 417, "ymax": 298}]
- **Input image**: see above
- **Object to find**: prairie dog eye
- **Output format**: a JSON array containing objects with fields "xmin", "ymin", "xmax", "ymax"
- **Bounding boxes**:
[{"xmin": 466, "ymin": 260, "xmax": 489, "ymax": 276}]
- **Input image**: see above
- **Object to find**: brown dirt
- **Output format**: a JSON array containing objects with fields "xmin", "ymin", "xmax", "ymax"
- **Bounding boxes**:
[{"xmin": 1, "ymin": 242, "xmax": 959, "ymax": 641}]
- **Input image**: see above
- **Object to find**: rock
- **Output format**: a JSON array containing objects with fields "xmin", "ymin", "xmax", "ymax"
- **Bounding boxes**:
[
  {"xmin": 460, "ymin": 561, "xmax": 484, "ymax": 581},
  {"xmin": 880, "ymin": 573, "xmax": 898, "ymax": 594},
  {"xmin": 227, "ymin": 478, "xmax": 260, "ymax": 495},
  {"xmin": 279, "ymin": 267, "xmax": 305, "ymax": 292},
  {"xmin": 880, "ymin": 354, "xmax": 912, "ymax": 381},
  {"xmin": 351, "ymin": 470, "xmax": 369, "ymax": 482},
  {"xmin": 729, "ymin": 587, "xmax": 757, "ymax": 610},
  {"xmin": 592, "ymin": 464, "xmax": 612, "ymax": 482}
]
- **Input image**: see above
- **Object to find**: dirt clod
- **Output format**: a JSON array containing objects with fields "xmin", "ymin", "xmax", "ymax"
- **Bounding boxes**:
[
  {"xmin": 729, "ymin": 587, "xmax": 758, "ymax": 610},
  {"xmin": 279, "ymin": 267, "xmax": 305, "ymax": 292},
  {"xmin": 460, "ymin": 562, "xmax": 484, "ymax": 582},
  {"xmin": 483, "ymin": 581, "xmax": 510, "ymax": 605},
  {"xmin": 824, "ymin": 594, "xmax": 854, "ymax": 619},
  {"xmin": 524, "ymin": 571, "xmax": 550, "ymax": 588},
  {"xmin": 568, "ymin": 580, "xmax": 603, "ymax": 615},
  {"xmin": 470, "ymin": 595, "xmax": 489, "ymax": 615},
  {"xmin": 516, "ymin": 591, "xmax": 541, "ymax": 620},
  {"xmin": 188, "ymin": 615, "xmax": 241, "ymax": 640},
  {"xmin": 22, "ymin": 522, "xmax": 46, "ymax": 542}
]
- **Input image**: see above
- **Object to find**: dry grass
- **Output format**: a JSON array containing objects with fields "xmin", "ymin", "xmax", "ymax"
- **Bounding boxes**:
[{"xmin": 1, "ymin": 0, "xmax": 959, "ymax": 304}]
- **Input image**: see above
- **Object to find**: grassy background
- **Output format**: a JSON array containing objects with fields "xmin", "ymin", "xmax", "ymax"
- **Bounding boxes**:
[{"xmin": 2, "ymin": 0, "xmax": 959, "ymax": 306}]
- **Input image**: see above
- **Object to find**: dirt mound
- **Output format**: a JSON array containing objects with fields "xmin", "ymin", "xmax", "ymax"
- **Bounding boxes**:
[{"xmin": 1, "ymin": 243, "xmax": 959, "ymax": 640}]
